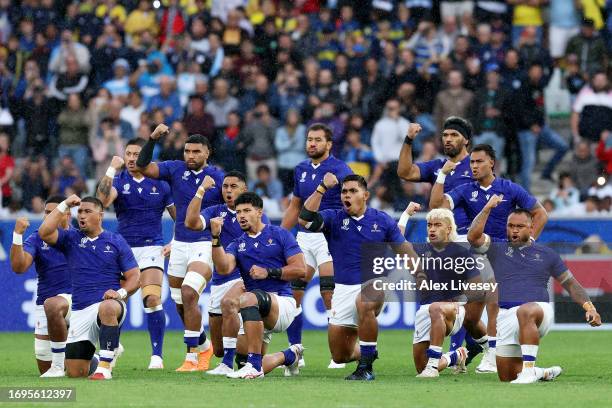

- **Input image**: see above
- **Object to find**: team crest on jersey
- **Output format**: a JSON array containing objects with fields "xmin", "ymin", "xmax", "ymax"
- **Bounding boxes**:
[
  {"xmin": 238, "ymin": 242, "xmax": 246, "ymax": 252},
  {"xmin": 470, "ymin": 191, "xmax": 478, "ymax": 201},
  {"xmin": 182, "ymin": 171, "xmax": 190, "ymax": 180},
  {"xmin": 311, "ymin": 174, "xmax": 316, "ymax": 180},
  {"xmin": 505, "ymin": 247, "xmax": 514, "ymax": 257},
  {"xmin": 266, "ymin": 238, "xmax": 275, "ymax": 246},
  {"xmin": 150, "ymin": 186, "xmax": 159, "ymax": 195},
  {"xmin": 464, "ymin": 170, "xmax": 469, "ymax": 176},
  {"xmin": 41, "ymin": 241, "xmax": 49, "ymax": 250},
  {"xmin": 79, "ymin": 237, "xmax": 88, "ymax": 248},
  {"xmin": 123, "ymin": 184, "xmax": 131, "ymax": 194},
  {"xmin": 341, "ymin": 218, "xmax": 350, "ymax": 230},
  {"xmin": 299, "ymin": 172, "xmax": 307, "ymax": 183},
  {"xmin": 371, "ymin": 223, "xmax": 380, "ymax": 232},
  {"xmin": 104, "ymin": 245, "xmax": 113, "ymax": 253}
]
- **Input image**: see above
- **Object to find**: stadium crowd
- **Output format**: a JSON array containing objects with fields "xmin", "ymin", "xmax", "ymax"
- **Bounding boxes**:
[{"xmin": 0, "ymin": 0, "xmax": 611, "ymax": 217}]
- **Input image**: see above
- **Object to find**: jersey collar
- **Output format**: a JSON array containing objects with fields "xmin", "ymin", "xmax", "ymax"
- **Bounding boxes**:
[{"xmin": 310, "ymin": 155, "xmax": 332, "ymax": 170}]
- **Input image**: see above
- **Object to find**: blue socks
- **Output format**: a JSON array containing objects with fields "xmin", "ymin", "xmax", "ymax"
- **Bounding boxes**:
[
  {"xmin": 99, "ymin": 324, "xmax": 119, "ymax": 364},
  {"xmin": 450, "ymin": 327, "xmax": 467, "ymax": 351},
  {"xmin": 145, "ymin": 306, "xmax": 165, "ymax": 357},
  {"xmin": 247, "ymin": 353, "xmax": 263, "ymax": 371},
  {"xmin": 283, "ymin": 348, "xmax": 297, "ymax": 367},
  {"xmin": 286, "ymin": 308, "xmax": 303, "ymax": 345},
  {"xmin": 222, "ymin": 337, "xmax": 237, "ymax": 368}
]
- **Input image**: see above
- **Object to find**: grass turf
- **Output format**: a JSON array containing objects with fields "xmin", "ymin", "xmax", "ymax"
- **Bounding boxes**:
[{"xmin": 0, "ymin": 330, "xmax": 611, "ymax": 407}]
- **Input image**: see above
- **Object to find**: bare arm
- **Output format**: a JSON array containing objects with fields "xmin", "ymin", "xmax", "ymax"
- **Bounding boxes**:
[
  {"xmin": 570, "ymin": 111, "xmax": 580, "ymax": 140},
  {"xmin": 122, "ymin": 267, "xmax": 141, "ymax": 297},
  {"xmin": 429, "ymin": 160, "xmax": 457, "ymax": 209},
  {"xmin": 280, "ymin": 195, "xmax": 302, "ymax": 230},
  {"xmin": 10, "ymin": 217, "xmax": 33, "ymax": 273},
  {"xmin": 530, "ymin": 203, "xmax": 548, "ymax": 239},
  {"xmin": 185, "ymin": 176, "xmax": 216, "ymax": 230},
  {"xmin": 210, "ymin": 217, "xmax": 237, "ymax": 274},
  {"xmin": 397, "ymin": 123, "xmax": 423, "ymax": 181},
  {"xmin": 278, "ymin": 253, "xmax": 306, "ymax": 280},
  {"xmin": 96, "ymin": 156, "xmax": 123, "ymax": 208},
  {"xmin": 557, "ymin": 270, "xmax": 602, "ymax": 326},
  {"xmin": 467, "ymin": 195, "xmax": 504, "ymax": 247}
]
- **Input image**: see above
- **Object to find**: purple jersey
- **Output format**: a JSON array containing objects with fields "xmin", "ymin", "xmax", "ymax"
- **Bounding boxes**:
[
  {"xmin": 416, "ymin": 155, "xmax": 473, "ymax": 234},
  {"xmin": 413, "ymin": 242, "xmax": 480, "ymax": 304},
  {"xmin": 113, "ymin": 170, "xmax": 173, "ymax": 247},
  {"xmin": 157, "ymin": 161, "xmax": 224, "ymax": 242},
  {"xmin": 446, "ymin": 177, "xmax": 537, "ymax": 239},
  {"xmin": 320, "ymin": 207, "xmax": 406, "ymax": 285},
  {"xmin": 484, "ymin": 239, "xmax": 567, "ymax": 308},
  {"xmin": 200, "ymin": 204, "xmax": 270, "ymax": 285},
  {"xmin": 54, "ymin": 228, "xmax": 138, "ymax": 310},
  {"xmin": 293, "ymin": 156, "xmax": 353, "ymax": 233},
  {"xmin": 226, "ymin": 225, "xmax": 302, "ymax": 297},
  {"xmin": 23, "ymin": 230, "xmax": 72, "ymax": 305}
]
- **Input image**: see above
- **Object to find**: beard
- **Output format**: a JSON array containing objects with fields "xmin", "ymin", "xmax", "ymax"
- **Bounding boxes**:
[
  {"xmin": 308, "ymin": 149, "xmax": 326, "ymax": 160},
  {"xmin": 443, "ymin": 144, "xmax": 462, "ymax": 157}
]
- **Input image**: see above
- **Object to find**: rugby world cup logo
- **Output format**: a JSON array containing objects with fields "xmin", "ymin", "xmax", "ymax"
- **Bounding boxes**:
[
  {"xmin": 220, "ymin": 211, "xmax": 227, "ymax": 218},
  {"xmin": 238, "ymin": 242, "xmax": 246, "ymax": 252},
  {"xmin": 123, "ymin": 183, "xmax": 130, "ymax": 194},
  {"xmin": 505, "ymin": 246, "xmax": 514, "ymax": 257},
  {"xmin": 79, "ymin": 237, "xmax": 88, "ymax": 248},
  {"xmin": 341, "ymin": 218, "xmax": 350, "ymax": 230},
  {"xmin": 182, "ymin": 171, "xmax": 190, "ymax": 180},
  {"xmin": 300, "ymin": 171, "xmax": 307, "ymax": 183},
  {"xmin": 470, "ymin": 191, "xmax": 478, "ymax": 201}
]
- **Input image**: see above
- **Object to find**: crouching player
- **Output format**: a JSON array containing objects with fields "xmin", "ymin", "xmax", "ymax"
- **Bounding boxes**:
[
  {"xmin": 38, "ymin": 195, "xmax": 141, "ymax": 380},
  {"xmin": 10, "ymin": 196, "xmax": 72, "ymax": 377},
  {"xmin": 402, "ymin": 208, "xmax": 491, "ymax": 377},
  {"xmin": 211, "ymin": 192, "xmax": 306, "ymax": 379},
  {"xmin": 468, "ymin": 196, "xmax": 602, "ymax": 383},
  {"xmin": 298, "ymin": 174, "xmax": 419, "ymax": 380}
]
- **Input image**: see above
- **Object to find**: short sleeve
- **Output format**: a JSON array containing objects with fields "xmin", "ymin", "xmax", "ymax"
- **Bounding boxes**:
[
  {"xmin": 157, "ymin": 160, "xmax": 179, "ymax": 181},
  {"xmin": 319, "ymin": 209, "xmax": 338, "ymax": 232},
  {"xmin": 200, "ymin": 206, "xmax": 216, "ymax": 230},
  {"xmin": 512, "ymin": 182, "xmax": 538, "ymax": 210},
  {"xmin": 338, "ymin": 162, "xmax": 354, "ymax": 182},
  {"xmin": 445, "ymin": 184, "xmax": 467, "ymax": 210},
  {"xmin": 548, "ymin": 250, "xmax": 568, "ymax": 279},
  {"xmin": 111, "ymin": 176, "xmax": 121, "ymax": 191},
  {"xmin": 116, "ymin": 236, "xmax": 138, "ymax": 272},
  {"xmin": 54, "ymin": 227, "xmax": 76, "ymax": 251},
  {"xmin": 226, "ymin": 240, "xmax": 238, "ymax": 257},
  {"xmin": 416, "ymin": 160, "xmax": 441, "ymax": 184},
  {"xmin": 280, "ymin": 229, "xmax": 302, "ymax": 259},
  {"xmin": 292, "ymin": 168, "xmax": 300, "ymax": 198},
  {"xmin": 162, "ymin": 181, "xmax": 173, "ymax": 207},
  {"xmin": 22, "ymin": 234, "xmax": 38, "ymax": 258}
]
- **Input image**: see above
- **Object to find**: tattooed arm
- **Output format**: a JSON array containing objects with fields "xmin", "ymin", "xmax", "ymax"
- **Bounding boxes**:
[{"xmin": 96, "ymin": 155, "xmax": 122, "ymax": 208}]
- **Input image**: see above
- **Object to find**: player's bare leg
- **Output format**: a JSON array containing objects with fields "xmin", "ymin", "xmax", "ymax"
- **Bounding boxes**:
[
  {"xmin": 208, "ymin": 314, "xmax": 223, "ymax": 358},
  {"xmin": 90, "ymin": 300, "xmax": 123, "ymax": 380},
  {"xmin": 286, "ymin": 266, "xmax": 315, "ymax": 353},
  {"xmin": 141, "ymin": 268, "xmax": 165, "ymax": 369},
  {"xmin": 328, "ymin": 325, "xmax": 360, "ymax": 363},
  {"xmin": 40, "ymin": 296, "xmax": 70, "ymax": 377}
]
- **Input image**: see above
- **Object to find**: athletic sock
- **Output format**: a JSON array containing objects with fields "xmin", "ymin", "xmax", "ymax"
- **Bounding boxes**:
[
  {"xmin": 198, "ymin": 328, "xmax": 211, "ymax": 352},
  {"xmin": 236, "ymin": 353, "xmax": 248, "ymax": 369},
  {"xmin": 521, "ymin": 344, "xmax": 538, "ymax": 373},
  {"xmin": 145, "ymin": 305, "xmax": 165, "ymax": 357},
  {"xmin": 222, "ymin": 337, "xmax": 237, "ymax": 368},
  {"xmin": 50, "ymin": 341, "xmax": 66, "ymax": 369},
  {"xmin": 283, "ymin": 347, "xmax": 297, "ymax": 367},
  {"xmin": 473, "ymin": 335, "xmax": 490, "ymax": 350},
  {"xmin": 441, "ymin": 350, "xmax": 459, "ymax": 367},
  {"xmin": 99, "ymin": 325, "xmax": 119, "ymax": 369},
  {"xmin": 449, "ymin": 327, "xmax": 466, "ymax": 351},
  {"xmin": 286, "ymin": 308, "xmax": 303, "ymax": 345},
  {"xmin": 247, "ymin": 353, "xmax": 263, "ymax": 371},
  {"xmin": 184, "ymin": 330, "xmax": 200, "ymax": 362},
  {"xmin": 464, "ymin": 333, "xmax": 477, "ymax": 347},
  {"xmin": 488, "ymin": 336, "xmax": 497, "ymax": 351},
  {"xmin": 358, "ymin": 341, "xmax": 377, "ymax": 369},
  {"xmin": 426, "ymin": 345, "xmax": 443, "ymax": 370}
]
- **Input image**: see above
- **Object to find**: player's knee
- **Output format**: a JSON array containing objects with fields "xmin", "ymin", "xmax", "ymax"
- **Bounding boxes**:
[
  {"xmin": 330, "ymin": 348, "xmax": 350, "ymax": 364},
  {"xmin": 221, "ymin": 296, "xmax": 239, "ymax": 314},
  {"xmin": 181, "ymin": 272, "xmax": 207, "ymax": 305},
  {"xmin": 180, "ymin": 285, "xmax": 199, "ymax": 305},
  {"xmin": 142, "ymin": 284, "xmax": 162, "ymax": 308},
  {"xmin": 98, "ymin": 300, "xmax": 120, "ymax": 320},
  {"xmin": 143, "ymin": 294, "xmax": 161, "ymax": 309},
  {"xmin": 43, "ymin": 297, "xmax": 65, "ymax": 317},
  {"xmin": 238, "ymin": 292, "xmax": 257, "ymax": 309},
  {"xmin": 170, "ymin": 287, "xmax": 183, "ymax": 305},
  {"xmin": 516, "ymin": 304, "xmax": 539, "ymax": 322},
  {"xmin": 428, "ymin": 303, "xmax": 443, "ymax": 319},
  {"xmin": 34, "ymin": 338, "xmax": 52, "ymax": 362}
]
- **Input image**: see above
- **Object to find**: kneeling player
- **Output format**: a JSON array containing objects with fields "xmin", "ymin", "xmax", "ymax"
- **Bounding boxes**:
[
  {"xmin": 10, "ymin": 196, "xmax": 72, "ymax": 377},
  {"xmin": 38, "ymin": 195, "xmax": 141, "ymax": 380},
  {"xmin": 468, "ymin": 197, "xmax": 602, "ymax": 383},
  {"xmin": 211, "ymin": 192, "xmax": 306, "ymax": 378}
]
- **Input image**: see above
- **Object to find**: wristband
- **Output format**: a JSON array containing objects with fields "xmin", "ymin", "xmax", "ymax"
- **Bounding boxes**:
[
  {"xmin": 319, "ymin": 182, "xmax": 328, "ymax": 191},
  {"xmin": 583, "ymin": 301, "xmax": 596, "ymax": 312},
  {"xmin": 57, "ymin": 201, "xmax": 69, "ymax": 213},
  {"xmin": 435, "ymin": 172, "xmax": 447, "ymax": 184},
  {"xmin": 211, "ymin": 235, "xmax": 221, "ymax": 247},
  {"xmin": 316, "ymin": 185, "xmax": 327, "ymax": 195},
  {"xmin": 404, "ymin": 136, "xmax": 413, "ymax": 145},
  {"xmin": 398, "ymin": 211, "xmax": 411, "ymax": 228},
  {"xmin": 12, "ymin": 232, "xmax": 23, "ymax": 245},
  {"xmin": 117, "ymin": 288, "xmax": 128, "ymax": 300},
  {"xmin": 105, "ymin": 167, "xmax": 117, "ymax": 178},
  {"xmin": 266, "ymin": 268, "xmax": 283, "ymax": 279}
]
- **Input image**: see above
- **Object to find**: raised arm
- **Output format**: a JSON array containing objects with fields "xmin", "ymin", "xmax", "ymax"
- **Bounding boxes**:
[
  {"xmin": 467, "ymin": 194, "xmax": 503, "ymax": 248},
  {"xmin": 210, "ymin": 217, "xmax": 237, "ymax": 274},
  {"xmin": 397, "ymin": 123, "xmax": 423, "ymax": 181},
  {"xmin": 280, "ymin": 195, "xmax": 302, "ymax": 230},
  {"xmin": 529, "ymin": 202, "xmax": 548, "ymax": 239},
  {"xmin": 185, "ymin": 176, "xmax": 216, "ymax": 230},
  {"xmin": 10, "ymin": 218, "xmax": 33, "ymax": 273},
  {"xmin": 397, "ymin": 202, "xmax": 421, "ymax": 236},
  {"xmin": 429, "ymin": 160, "xmax": 457, "ymax": 209},
  {"xmin": 556, "ymin": 270, "xmax": 602, "ymax": 327},
  {"xmin": 39, "ymin": 195, "xmax": 81, "ymax": 245},
  {"xmin": 298, "ymin": 173, "xmax": 337, "ymax": 230},
  {"xmin": 135, "ymin": 123, "xmax": 169, "ymax": 179},
  {"xmin": 96, "ymin": 156, "xmax": 122, "ymax": 208}
]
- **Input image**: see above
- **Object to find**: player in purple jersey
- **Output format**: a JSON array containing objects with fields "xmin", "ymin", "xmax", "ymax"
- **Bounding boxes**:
[
  {"xmin": 299, "ymin": 174, "xmax": 420, "ymax": 381},
  {"xmin": 10, "ymin": 196, "xmax": 72, "ymax": 377},
  {"xmin": 468, "ymin": 199, "xmax": 602, "ymax": 383},
  {"xmin": 431, "ymin": 144, "xmax": 549, "ymax": 373},
  {"xmin": 281, "ymin": 123, "xmax": 353, "ymax": 370},
  {"xmin": 210, "ymin": 192, "xmax": 306, "ymax": 379},
  {"xmin": 96, "ymin": 138, "xmax": 176, "ymax": 370},
  {"xmin": 136, "ymin": 124, "xmax": 224, "ymax": 372},
  {"xmin": 38, "ymin": 195, "xmax": 140, "ymax": 380}
]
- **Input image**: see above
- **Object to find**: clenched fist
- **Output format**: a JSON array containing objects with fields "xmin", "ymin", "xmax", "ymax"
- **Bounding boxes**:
[
  {"xmin": 210, "ymin": 217, "xmax": 224, "ymax": 236},
  {"xmin": 110, "ymin": 155, "xmax": 125, "ymax": 171},
  {"xmin": 484, "ymin": 194, "xmax": 504, "ymax": 210},
  {"xmin": 407, "ymin": 123, "xmax": 422, "ymax": 140},
  {"xmin": 405, "ymin": 202, "xmax": 421, "ymax": 216},
  {"xmin": 150, "ymin": 124, "xmax": 169, "ymax": 140},
  {"xmin": 65, "ymin": 194, "xmax": 81, "ymax": 208},
  {"xmin": 323, "ymin": 172, "xmax": 339, "ymax": 189},
  {"xmin": 14, "ymin": 217, "xmax": 30, "ymax": 234},
  {"xmin": 249, "ymin": 265, "xmax": 268, "ymax": 280},
  {"xmin": 441, "ymin": 160, "xmax": 458, "ymax": 175},
  {"xmin": 202, "ymin": 175, "xmax": 216, "ymax": 191}
]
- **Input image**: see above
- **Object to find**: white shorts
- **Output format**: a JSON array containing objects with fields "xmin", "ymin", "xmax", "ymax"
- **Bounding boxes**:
[
  {"xmin": 496, "ymin": 302, "xmax": 554, "ymax": 358},
  {"xmin": 296, "ymin": 231, "xmax": 332, "ymax": 270},
  {"xmin": 168, "ymin": 240, "xmax": 213, "ymax": 278},
  {"xmin": 67, "ymin": 300, "xmax": 126, "ymax": 346},
  {"xmin": 208, "ymin": 278, "xmax": 242, "ymax": 315},
  {"xmin": 237, "ymin": 294, "xmax": 297, "ymax": 344},
  {"xmin": 549, "ymin": 26, "xmax": 580, "ymax": 58},
  {"xmin": 329, "ymin": 284, "xmax": 362, "ymax": 327},
  {"xmin": 34, "ymin": 294, "xmax": 72, "ymax": 336},
  {"xmin": 412, "ymin": 303, "xmax": 465, "ymax": 344},
  {"xmin": 131, "ymin": 245, "xmax": 164, "ymax": 270}
]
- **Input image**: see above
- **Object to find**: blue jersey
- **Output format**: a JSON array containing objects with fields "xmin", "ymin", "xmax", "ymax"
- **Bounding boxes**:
[
  {"xmin": 416, "ymin": 156, "xmax": 473, "ymax": 234},
  {"xmin": 226, "ymin": 225, "xmax": 302, "ymax": 297},
  {"xmin": 157, "ymin": 161, "xmax": 224, "ymax": 242},
  {"xmin": 446, "ymin": 177, "xmax": 537, "ymax": 239},
  {"xmin": 320, "ymin": 207, "xmax": 406, "ymax": 285},
  {"xmin": 113, "ymin": 170, "xmax": 173, "ymax": 247},
  {"xmin": 293, "ymin": 156, "xmax": 353, "ymax": 233},
  {"xmin": 54, "ymin": 228, "xmax": 138, "ymax": 310},
  {"xmin": 23, "ymin": 230, "xmax": 72, "ymax": 306},
  {"xmin": 413, "ymin": 242, "xmax": 480, "ymax": 304},
  {"xmin": 484, "ymin": 239, "xmax": 566, "ymax": 308},
  {"xmin": 200, "ymin": 204, "xmax": 270, "ymax": 285}
]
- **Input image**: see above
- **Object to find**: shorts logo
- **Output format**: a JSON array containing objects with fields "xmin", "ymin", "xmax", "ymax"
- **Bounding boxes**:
[
  {"xmin": 182, "ymin": 171, "xmax": 190, "ymax": 180},
  {"xmin": 505, "ymin": 247, "xmax": 514, "ymax": 257},
  {"xmin": 341, "ymin": 218, "xmax": 350, "ymax": 230},
  {"xmin": 238, "ymin": 242, "xmax": 246, "ymax": 252},
  {"xmin": 123, "ymin": 184, "xmax": 131, "ymax": 194},
  {"xmin": 299, "ymin": 172, "xmax": 307, "ymax": 183},
  {"xmin": 470, "ymin": 191, "xmax": 478, "ymax": 202}
]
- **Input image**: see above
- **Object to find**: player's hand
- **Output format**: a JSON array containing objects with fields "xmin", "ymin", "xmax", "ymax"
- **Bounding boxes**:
[
  {"xmin": 150, "ymin": 123, "xmax": 169, "ymax": 140},
  {"xmin": 441, "ymin": 160, "xmax": 458, "ymax": 175},
  {"xmin": 322, "ymin": 172, "xmax": 339, "ymax": 189},
  {"xmin": 586, "ymin": 309, "xmax": 602, "ymax": 327},
  {"xmin": 249, "ymin": 265, "xmax": 268, "ymax": 280},
  {"xmin": 405, "ymin": 202, "xmax": 421, "ymax": 216},
  {"xmin": 407, "ymin": 123, "xmax": 422, "ymax": 140},
  {"xmin": 161, "ymin": 243, "xmax": 171, "ymax": 257},
  {"xmin": 110, "ymin": 155, "xmax": 124, "ymax": 171},
  {"xmin": 210, "ymin": 217, "xmax": 224, "ymax": 236},
  {"xmin": 103, "ymin": 289, "xmax": 122, "ymax": 300},
  {"xmin": 14, "ymin": 217, "xmax": 30, "ymax": 234},
  {"xmin": 484, "ymin": 194, "xmax": 504, "ymax": 210},
  {"xmin": 202, "ymin": 175, "xmax": 216, "ymax": 191},
  {"xmin": 65, "ymin": 194, "xmax": 81, "ymax": 208}
]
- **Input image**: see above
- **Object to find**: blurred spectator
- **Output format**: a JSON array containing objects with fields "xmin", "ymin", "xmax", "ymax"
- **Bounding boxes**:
[
  {"xmin": 518, "ymin": 26, "xmax": 552, "ymax": 72},
  {"xmin": 433, "ymin": 69, "xmax": 474, "ymax": 132},
  {"xmin": 92, "ymin": 117, "xmax": 125, "ymax": 180},
  {"xmin": 571, "ymin": 72, "xmax": 612, "ymax": 144},
  {"xmin": 565, "ymin": 19, "xmax": 608, "ymax": 74},
  {"xmin": 146, "ymin": 75, "xmax": 182, "ymax": 124},
  {"xmin": 48, "ymin": 55, "xmax": 89, "ymax": 103},
  {"xmin": 561, "ymin": 140, "xmax": 601, "ymax": 198},
  {"xmin": 513, "ymin": 63, "xmax": 568, "ymax": 190},
  {"xmin": 440, "ymin": 1, "xmax": 474, "ymax": 24},
  {"xmin": 509, "ymin": 0, "xmax": 544, "ymax": 47},
  {"xmin": 342, "ymin": 128, "xmax": 381, "ymax": 184},
  {"xmin": 565, "ymin": 54, "xmax": 588, "ymax": 106},
  {"xmin": 23, "ymin": 85, "xmax": 53, "ymax": 158},
  {"xmin": 274, "ymin": 109, "xmax": 306, "ymax": 196},
  {"xmin": 249, "ymin": 164, "xmax": 283, "ymax": 201},
  {"xmin": 549, "ymin": 0, "xmax": 580, "ymax": 61},
  {"xmin": 99, "ymin": 99, "xmax": 134, "ymax": 140},
  {"xmin": 183, "ymin": 96, "xmax": 216, "ymax": 143},
  {"xmin": 550, "ymin": 172, "xmax": 581, "ymax": 212},
  {"xmin": 124, "ymin": 0, "xmax": 158, "ymax": 46},
  {"xmin": 206, "ymin": 78, "xmax": 238, "ymax": 130},
  {"xmin": 405, "ymin": 20, "xmax": 444, "ymax": 74},
  {"xmin": 50, "ymin": 155, "xmax": 86, "ymax": 197},
  {"xmin": 596, "ymin": 131, "xmax": 612, "ymax": 175},
  {"xmin": 216, "ymin": 110, "xmax": 243, "ymax": 171},
  {"xmin": 57, "ymin": 94, "xmax": 92, "ymax": 177},
  {"xmin": 237, "ymin": 102, "xmax": 278, "ymax": 181},
  {"xmin": 274, "ymin": 74, "xmax": 306, "ymax": 122},
  {"xmin": 576, "ymin": 195, "xmax": 602, "ymax": 215},
  {"xmin": 103, "ymin": 58, "xmax": 131, "ymax": 98},
  {"xmin": 371, "ymin": 98, "xmax": 410, "ymax": 166},
  {"xmin": 308, "ymin": 100, "xmax": 346, "ymax": 157},
  {"xmin": 0, "ymin": 132, "xmax": 14, "ymax": 207},
  {"xmin": 48, "ymin": 28, "xmax": 91, "ymax": 74},
  {"xmin": 13, "ymin": 156, "xmax": 51, "ymax": 212},
  {"xmin": 159, "ymin": 0, "xmax": 186, "ymax": 46},
  {"xmin": 120, "ymin": 90, "xmax": 145, "ymax": 134}
]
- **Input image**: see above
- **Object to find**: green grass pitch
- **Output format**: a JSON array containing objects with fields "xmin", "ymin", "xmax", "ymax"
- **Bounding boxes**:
[{"xmin": 1, "ymin": 330, "xmax": 611, "ymax": 407}]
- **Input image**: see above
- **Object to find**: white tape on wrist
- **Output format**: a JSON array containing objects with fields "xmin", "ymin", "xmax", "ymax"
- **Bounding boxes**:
[
  {"xmin": 398, "ymin": 212, "xmax": 410, "ymax": 228},
  {"xmin": 195, "ymin": 192, "xmax": 203, "ymax": 199},
  {"xmin": 117, "ymin": 288, "xmax": 128, "ymax": 300},
  {"xmin": 436, "ymin": 172, "xmax": 447, "ymax": 184},
  {"xmin": 57, "ymin": 201, "xmax": 68, "ymax": 213},
  {"xmin": 105, "ymin": 167, "xmax": 117, "ymax": 178},
  {"xmin": 12, "ymin": 232, "xmax": 23, "ymax": 245}
]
